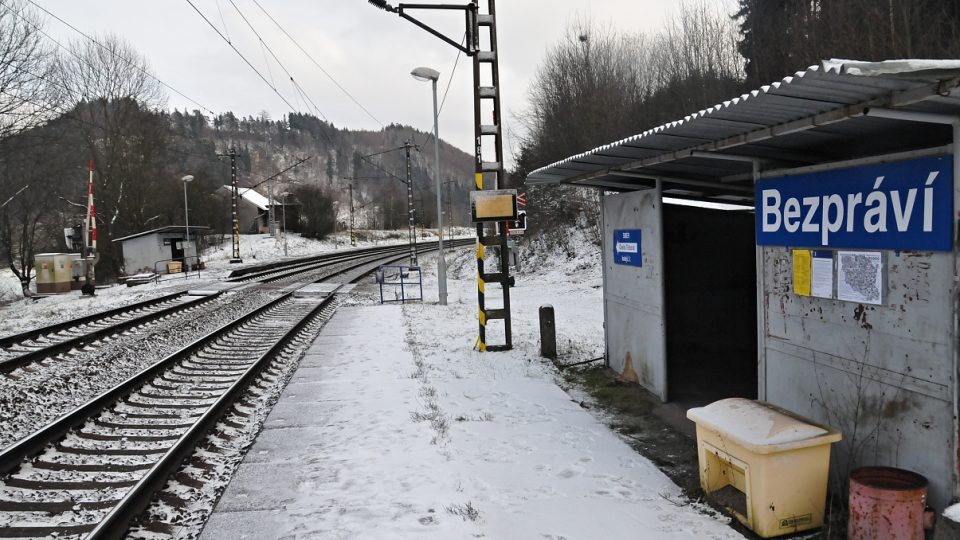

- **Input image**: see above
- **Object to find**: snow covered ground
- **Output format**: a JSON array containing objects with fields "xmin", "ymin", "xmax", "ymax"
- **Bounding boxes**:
[
  {"xmin": 201, "ymin": 231, "xmax": 742, "ymax": 539},
  {"xmin": 0, "ymin": 229, "xmax": 470, "ymax": 337},
  {"xmin": 0, "ymin": 228, "xmax": 743, "ymax": 538}
]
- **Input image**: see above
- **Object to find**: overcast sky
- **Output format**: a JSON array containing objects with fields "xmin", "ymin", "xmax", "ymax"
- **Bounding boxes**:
[{"xmin": 36, "ymin": 1, "xmax": 737, "ymax": 166}]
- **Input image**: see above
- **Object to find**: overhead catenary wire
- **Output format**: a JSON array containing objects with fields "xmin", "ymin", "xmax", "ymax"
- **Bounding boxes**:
[
  {"xmin": 214, "ymin": 0, "xmax": 232, "ymax": 43},
  {"xmin": 225, "ymin": 0, "xmax": 331, "ymax": 123},
  {"xmin": 438, "ymin": 32, "xmax": 465, "ymax": 116},
  {"xmin": 21, "ymin": 0, "xmax": 217, "ymax": 117},
  {"xmin": 183, "ymin": 0, "xmax": 299, "ymax": 114},
  {"xmin": 251, "ymin": 0, "xmax": 384, "ymax": 128}
]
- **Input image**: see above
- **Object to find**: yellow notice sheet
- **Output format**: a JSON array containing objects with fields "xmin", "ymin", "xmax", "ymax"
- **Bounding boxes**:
[{"xmin": 793, "ymin": 249, "xmax": 812, "ymax": 296}]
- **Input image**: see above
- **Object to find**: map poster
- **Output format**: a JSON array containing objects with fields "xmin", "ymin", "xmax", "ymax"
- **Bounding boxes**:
[
  {"xmin": 811, "ymin": 251, "xmax": 834, "ymax": 299},
  {"xmin": 792, "ymin": 249, "xmax": 811, "ymax": 296},
  {"xmin": 837, "ymin": 251, "xmax": 883, "ymax": 305}
]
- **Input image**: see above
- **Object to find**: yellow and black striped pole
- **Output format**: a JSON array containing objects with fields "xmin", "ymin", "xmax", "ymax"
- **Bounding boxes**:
[{"xmin": 475, "ymin": 172, "xmax": 486, "ymax": 351}]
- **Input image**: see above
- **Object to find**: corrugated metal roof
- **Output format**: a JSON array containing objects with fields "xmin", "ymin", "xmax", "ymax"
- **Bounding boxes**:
[
  {"xmin": 113, "ymin": 225, "xmax": 211, "ymax": 243},
  {"xmin": 526, "ymin": 59, "xmax": 960, "ymax": 202}
]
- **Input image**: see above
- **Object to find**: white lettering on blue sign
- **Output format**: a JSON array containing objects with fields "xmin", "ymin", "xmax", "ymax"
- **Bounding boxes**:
[
  {"xmin": 756, "ymin": 156, "xmax": 953, "ymax": 251},
  {"xmin": 613, "ymin": 229, "xmax": 642, "ymax": 267},
  {"xmin": 616, "ymin": 241, "xmax": 639, "ymax": 253}
]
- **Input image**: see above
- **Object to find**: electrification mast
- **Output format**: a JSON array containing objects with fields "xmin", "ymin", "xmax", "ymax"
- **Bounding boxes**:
[{"xmin": 369, "ymin": 0, "xmax": 513, "ymax": 351}]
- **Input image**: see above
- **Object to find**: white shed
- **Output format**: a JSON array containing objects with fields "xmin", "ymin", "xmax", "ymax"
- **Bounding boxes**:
[{"xmin": 113, "ymin": 225, "xmax": 209, "ymax": 275}]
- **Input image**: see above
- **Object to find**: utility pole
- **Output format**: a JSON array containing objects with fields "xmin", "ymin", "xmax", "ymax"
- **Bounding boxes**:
[
  {"xmin": 219, "ymin": 147, "xmax": 242, "ymax": 263},
  {"xmin": 349, "ymin": 183, "xmax": 356, "ymax": 246},
  {"xmin": 268, "ymin": 178, "xmax": 276, "ymax": 237},
  {"xmin": 405, "ymin": 141, "xmax": 418, "ymax": 266},
  {"xmin": 370, "ymin": 0, "xmax": 513, "ymax": 350},
  {"xmin": 444, "ymin": 178, "xmax": 455, "ymax": 251}
]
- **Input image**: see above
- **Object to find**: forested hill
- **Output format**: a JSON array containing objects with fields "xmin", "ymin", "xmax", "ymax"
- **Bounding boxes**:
[
  {"xmin": 0, "ymin": 103, "xmax": 474, "ymax": 283},
  {"xmin": 173, "ymin": 110, "xmax": 475, "ymax": 233}
]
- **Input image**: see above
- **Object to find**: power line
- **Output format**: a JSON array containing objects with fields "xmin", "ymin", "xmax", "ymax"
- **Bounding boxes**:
[
  {"xmin": 22, "ymin": 0, "xmax": 217, "ymax": 116},
  {"xmin": 183, "ymin": 0, "xmax": 299, "ymax": 113},
  {"xmin": 214, "ymin": 0, "xmax": 232, "ymax": 43},
  {"xmin": 251, "ymin": 0, "xmax": 384, "ymax": 128},
  {"xmin": 439, "ymin": 32, "xmax": 466, "ymax": 115},
  {"xmin": 226, "ymin": 0, "xmax": 331, "ymax": 122}
]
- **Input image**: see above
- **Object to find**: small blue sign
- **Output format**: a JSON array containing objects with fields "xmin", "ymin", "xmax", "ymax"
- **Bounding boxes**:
[
  {"xmin": 756, "ymin": 155, "xmax": 953, "ymax": 251},
  {"xmin": 613, "ymin": 229, "xmax": 642, "ymax": 267}
]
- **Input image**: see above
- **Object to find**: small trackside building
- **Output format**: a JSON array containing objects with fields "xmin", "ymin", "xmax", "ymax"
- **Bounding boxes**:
[
  {"xmin": 113, "ymin": 225, "xmax": 209, "ymax": 275},
  {"xmin": 526, "ymin": 59, "xmax": 960, "ymax": 510}
]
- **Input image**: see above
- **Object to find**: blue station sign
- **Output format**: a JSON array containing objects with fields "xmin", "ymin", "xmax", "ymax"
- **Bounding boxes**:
[
  {"xmin": 756, "ymin": 156, "xmax": 953, "ymax": 251},
  {"xmin": 613, "ymin": 229, "xmax": 642, "ymax": 267}
]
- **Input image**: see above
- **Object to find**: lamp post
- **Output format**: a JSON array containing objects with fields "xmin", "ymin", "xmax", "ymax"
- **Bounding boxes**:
[
  {"xmin": 411, "ymin": 66, "xmax": 447, "ymax": 305},
  {"xmin": 281, "ymin": 191, "xmax": 291, "ymax": 257},
  {"xmin": 182, "ymin": 175, "xmax": 194, "ymax": 268}
]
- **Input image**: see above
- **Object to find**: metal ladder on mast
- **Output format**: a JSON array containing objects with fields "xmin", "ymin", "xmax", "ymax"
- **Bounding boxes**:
[{"xmin": 472, "ymin": 0, "xmax": 512, "ymax": 352}]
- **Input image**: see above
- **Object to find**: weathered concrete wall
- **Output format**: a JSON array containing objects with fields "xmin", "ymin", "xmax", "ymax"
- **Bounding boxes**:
[
  {"xmin": 761, "ymin": 245, "xmax": 956, "ymax": 508},
  {"xmin": 121, "ymin": 235, "xmax": 165, "ymax": 275},
  {"xmin": 121, "ymin": 233, "xmax": 191, "ymax": 275},
  {"xmin": 603, "ymin": 189, "xmax": 667, "ymax": 400}
]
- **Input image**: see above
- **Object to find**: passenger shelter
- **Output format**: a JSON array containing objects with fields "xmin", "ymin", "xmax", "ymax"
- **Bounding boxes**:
[
  {"xmin": 113, "ymin": 225, "xmax": 209, "ymax": 275},
  {"xmin": 526, "ymin": 59, "xmax": 960, "ymax": 509}
]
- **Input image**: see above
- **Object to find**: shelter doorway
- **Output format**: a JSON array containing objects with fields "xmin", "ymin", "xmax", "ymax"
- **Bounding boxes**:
[
  {"xmin": 663, "ymin": 204, "xmax": 757, "ymax": 406},
  {"xmin": 170, "ymin": 239, "xmax": 185, "ymax": 262}
]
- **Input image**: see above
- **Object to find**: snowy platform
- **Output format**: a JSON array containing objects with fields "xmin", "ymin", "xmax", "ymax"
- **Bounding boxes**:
[{"xmin": 199, "ymin": 303, "xmax": 742, "ymax": 539}]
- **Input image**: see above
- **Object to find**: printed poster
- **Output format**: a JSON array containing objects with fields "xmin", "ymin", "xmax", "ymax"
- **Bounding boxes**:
[
  {"xmin": 811, "ymin": 251, "xmax": 834, "ymax": 299},
  {"xmin": 837, "ymin": 251, "xmax": 883, "ymax": 305},
  {"xmin": 792, "ymin": 250, "xmax": 811, "ymax": 296}
]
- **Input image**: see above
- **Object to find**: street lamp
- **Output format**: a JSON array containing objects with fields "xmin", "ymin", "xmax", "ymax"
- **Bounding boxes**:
[
  {"xmin": 182, "ymin": 175, "xmax": 194, "ymax": 269},
  {"xmin": 281, "ymin": 191, "xmax": 291, "ymax": 257},
  {"xmin": 411, "ymin": 66, "xmax": 447, "ymax": 306}
]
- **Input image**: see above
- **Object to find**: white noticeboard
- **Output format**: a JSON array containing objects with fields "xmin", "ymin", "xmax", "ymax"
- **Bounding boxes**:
[{"xmin": 837, "ymin": 251, "xmax": 883, "ymax": 305}]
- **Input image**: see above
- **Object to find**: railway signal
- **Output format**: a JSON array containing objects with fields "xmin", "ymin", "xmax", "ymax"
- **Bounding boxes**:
[{"xmin": 81, "ymin": 161, "xmax": 98, "ymax": 296}]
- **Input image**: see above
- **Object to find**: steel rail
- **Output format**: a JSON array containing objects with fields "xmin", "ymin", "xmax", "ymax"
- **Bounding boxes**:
[
  {"xmin": 0, "ymin": 290, "xmax": 186, "ymax": 349},
  {"xmin": 232, "ymin": 244, "xmax": 415, "ymax": 283},
  {"xmin": 0, "ymin": 238, "xmax": 474, "ymax": 537},
  {"xmin": 226, "ymin": 237, "xmax": 474, "ymax": 281},
  {"xmin": 0, "ymin": 292, "xmax": 293, "ymax": 478},
  {"xmin": 86, "ymin": 294, "xmax": 335, "ymax": 539},
  {"xmin": 0, "ymin": 292, "xmax": 222, "ymax": 375}
]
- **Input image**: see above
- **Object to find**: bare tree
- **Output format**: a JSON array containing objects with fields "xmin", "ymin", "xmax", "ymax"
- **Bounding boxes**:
[
  {"xmin": 53, "ymin": 34, "xmax": 168, "ymax": 278},
  {"xmin": 0, "ymin": 0, "xmax": 61, "ymax": 296},
  {"xmin": 516, "ymin": 2, "xmax": 744, "ymax": 240},
  {"xmin": 0, "ymin": 0, "xmax": 55, "ymax": 141}
]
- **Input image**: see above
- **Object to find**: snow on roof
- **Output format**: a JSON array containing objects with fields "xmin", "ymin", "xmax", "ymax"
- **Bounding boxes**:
[
  {"xmin": 527, "ymin": 57, "xmax": 960, "ymax": 194},
  {"xmin": 221, "ymin": 186, "xmax": 274, "ymax": 210},
  {"xmin": 823, "ymin": 58, "xmax": 960, "ymax": 76},
  {"xmin": 113, "ymin": 225, "xmax": 211, "ymax": 242}
]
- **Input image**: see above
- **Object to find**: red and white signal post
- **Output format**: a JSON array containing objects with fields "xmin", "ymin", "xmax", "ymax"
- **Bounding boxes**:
[{"xmin": 81, "ymin": 160, "xmax": 98, "ymax": 296}]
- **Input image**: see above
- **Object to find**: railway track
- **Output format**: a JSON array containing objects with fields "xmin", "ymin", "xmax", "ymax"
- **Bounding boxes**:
[
  {"xmin": 0, "ymin": 291, "xmax": 331, "ymax": 538},
  {"xmin": 0, "ymin": 239, "xmax": 470, "ymax": 377},
  {"xmin": 0, "ymin": 238, "xmax": 474, "ymax": 538},
  {"xmin": 0, "ymin": 292, "xmax": 221, "ymax": 375}
]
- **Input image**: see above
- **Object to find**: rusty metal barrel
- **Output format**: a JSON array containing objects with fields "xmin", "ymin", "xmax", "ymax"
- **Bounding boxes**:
[{"xmin": 848, "ymin": 466, "xmax": 927, "ymax": 540}]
